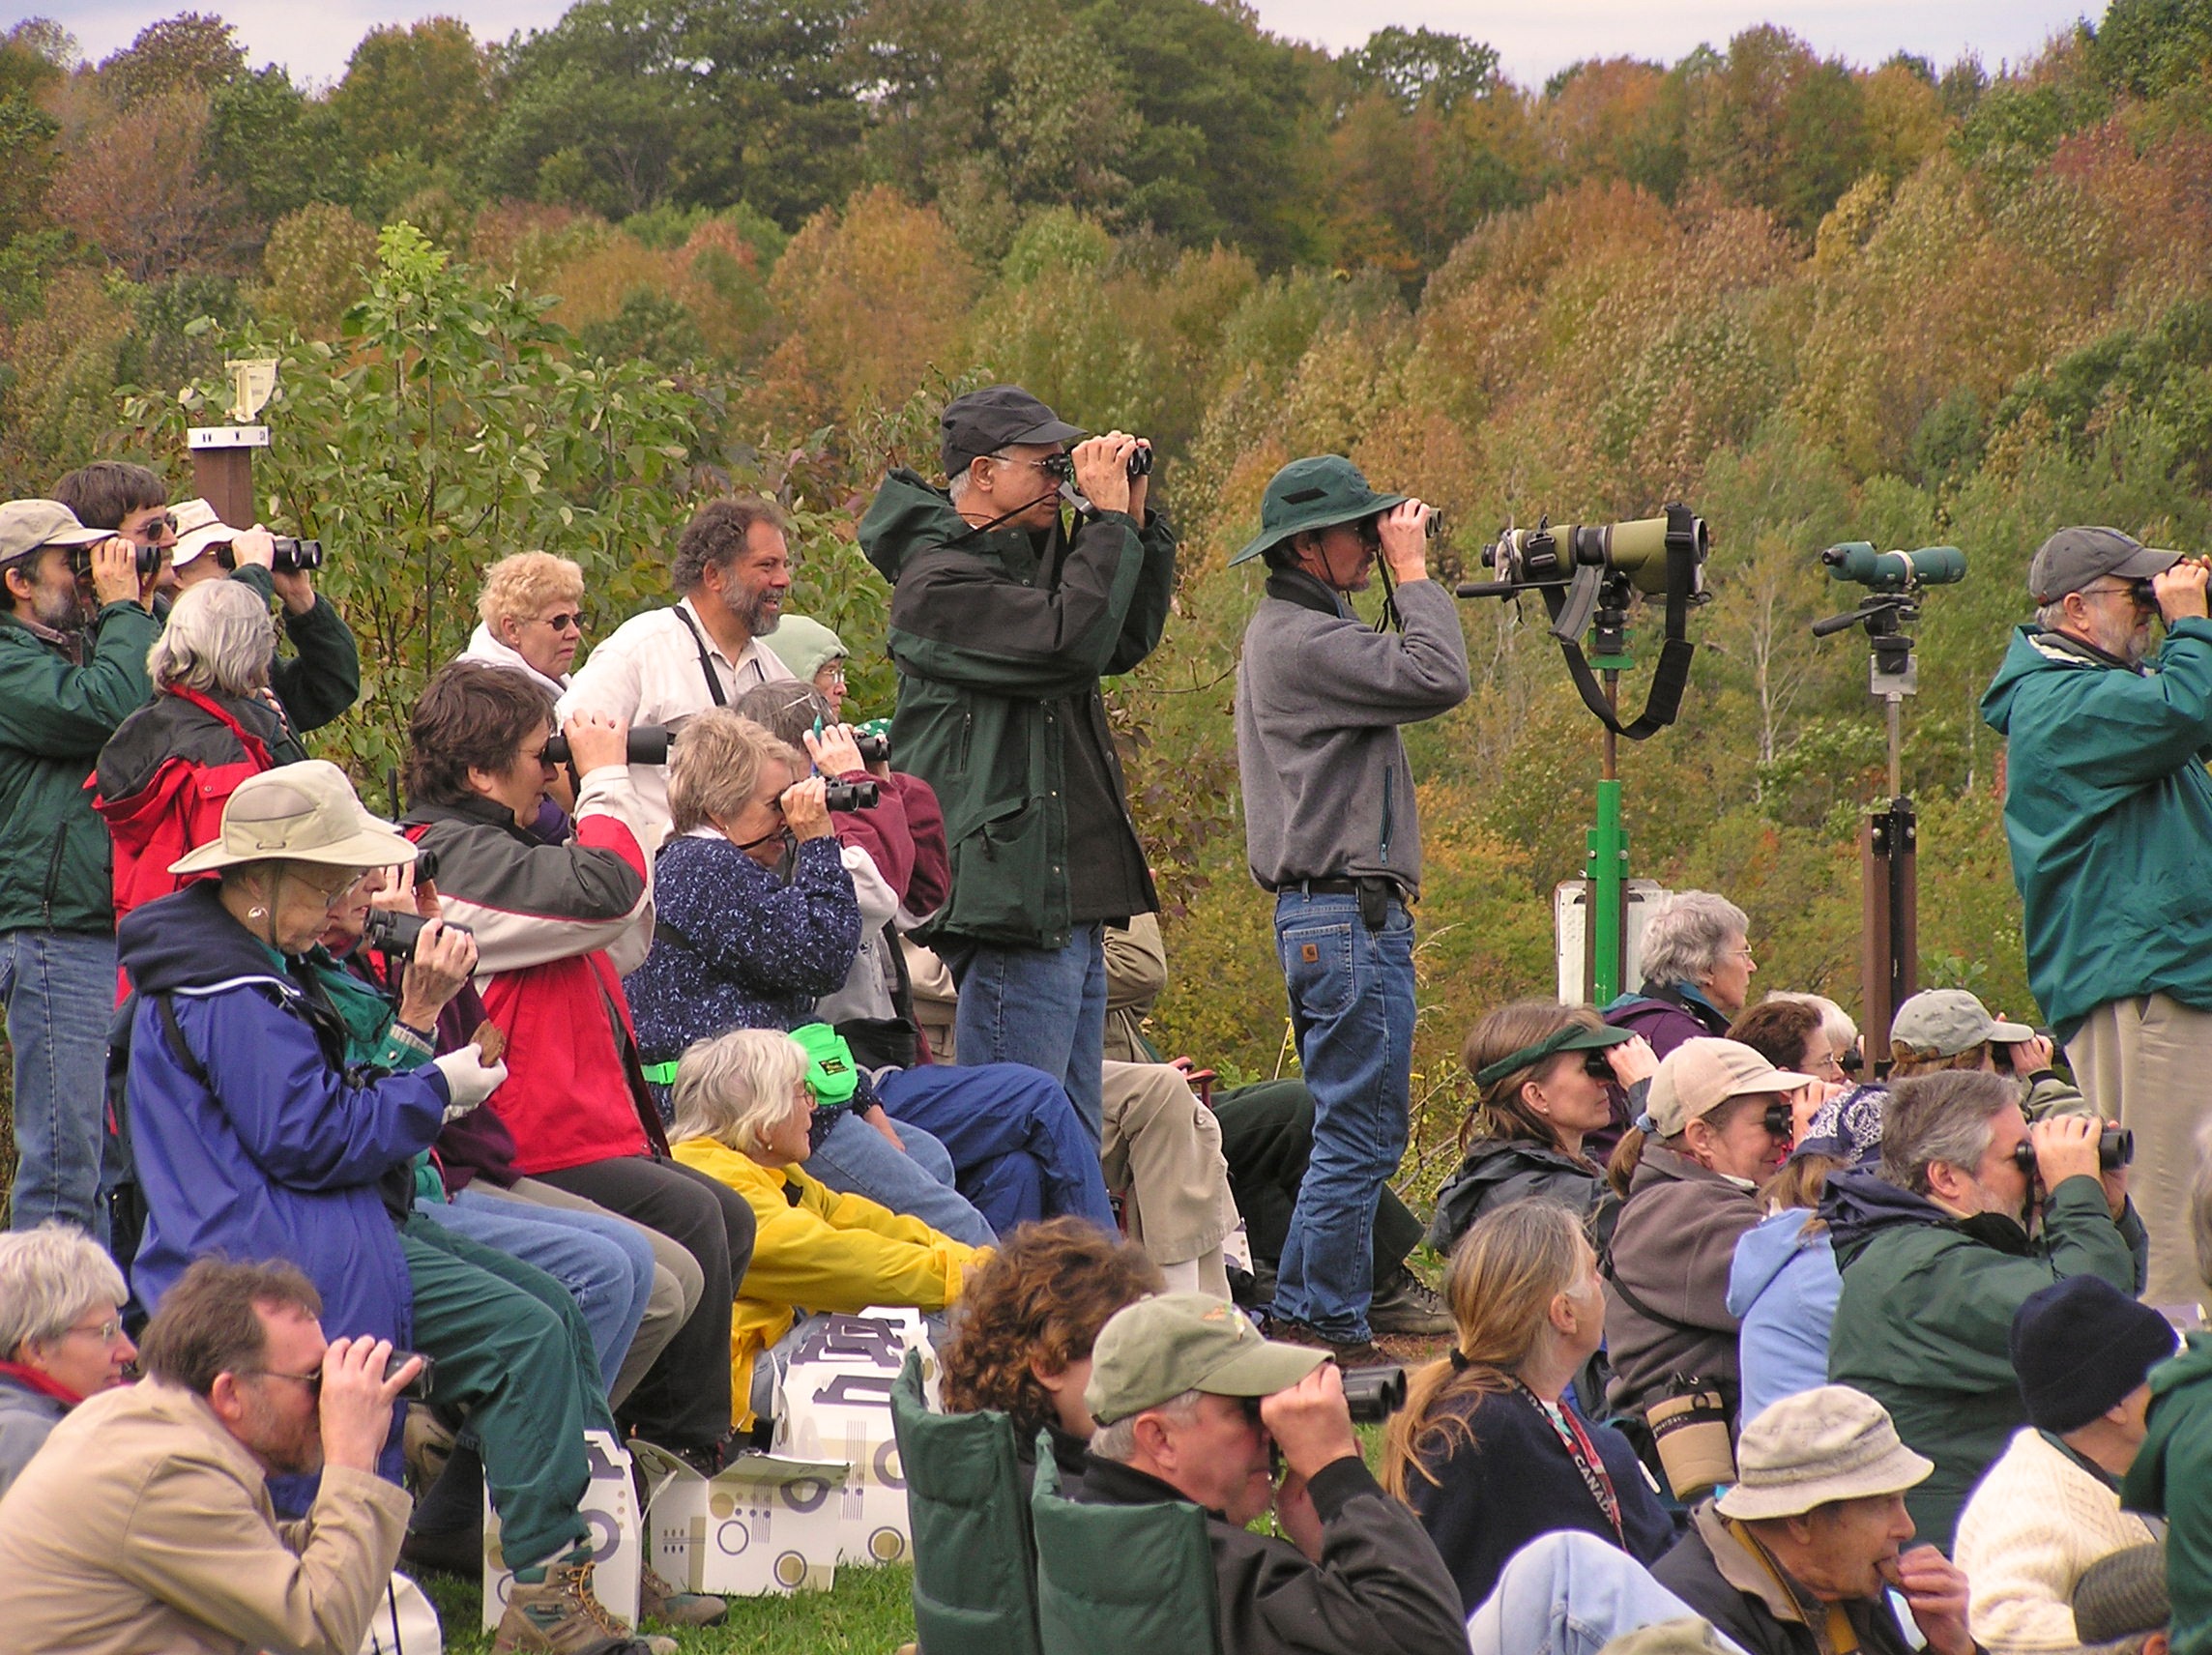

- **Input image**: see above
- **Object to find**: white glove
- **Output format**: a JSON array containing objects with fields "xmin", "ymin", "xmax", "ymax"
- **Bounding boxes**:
[{"xmin": 431, "ymin": 1048, "xmax": 509, "ymax": 1120}]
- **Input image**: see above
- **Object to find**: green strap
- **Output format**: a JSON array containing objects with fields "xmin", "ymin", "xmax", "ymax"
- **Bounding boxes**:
[{"xmin": 641, "ymin": 1060, "xmax": 680, "ymax": 1085}]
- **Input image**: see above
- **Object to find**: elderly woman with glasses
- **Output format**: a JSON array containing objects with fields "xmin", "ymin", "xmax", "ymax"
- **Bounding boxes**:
[
  {"xmin": 1608, "ymin": 891, "xmax": 1759, "ymax": 1059},
  {"xmin": 95, "ymin": 577, "xmax": 303, "ymax": 935},
  {"xmin": 0, "ymin": 1222, "xmax": 136, "ymax": 1496},
  {"xmin": 461, "ymin": 551, "xmax": 586, "ymax": 697}
]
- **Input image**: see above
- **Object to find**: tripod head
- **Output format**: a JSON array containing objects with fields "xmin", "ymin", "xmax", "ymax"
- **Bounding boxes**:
[{"xmin": 1811, "ymin": 591, "xmax": 1922, "ymax": 698}]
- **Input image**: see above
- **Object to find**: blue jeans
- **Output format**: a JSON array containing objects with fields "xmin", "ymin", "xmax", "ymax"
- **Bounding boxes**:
[
  {"xmin": 949, "ymin": 925, "xmax": 1108, "ymax": 1146},
  {"xmin": 1270, "ymin": 889, "xmax": 1414, "ymax": 1341},
  {"xmin": 1467, "ymin": 1531, "xmax": 1746, "ymax": 1655},
  {"xmin": 875, "ymin": 1063, "xmax": 1117, "ymax": 1235},
  {"xmin": 806, "ymin": 1108, "xmax": 997, "ymax": 1248},
  {"xmin": 417, "ymin": 1192, "xmax": 655, "ymax": 1395},
  {"xmin": 1, "ymin": 929, "xmax": 115, "ymax": 1237}
]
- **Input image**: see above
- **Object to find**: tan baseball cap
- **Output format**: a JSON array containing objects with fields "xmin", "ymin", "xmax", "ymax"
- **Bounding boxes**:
[
  {"xmin": 1085, "ymin": 1293, "xmax": 1325, "ymax": 1426},
  {"xmin": 1646, "ymin": 1037, "xmax": 1814, "ymax": 1137},
  {"xmin": 0, "ymin": 500, "xmax": 108, "ymax": 564},
  {"xmin": 169, "ymin": 498, "xmax": 239, "ymax": 567},
  {"xmin": 1716, "ymin": 1385, "xmax": 1932, "ymax": 1522},
  {"xmin": 169, "ymin": 760, "xmax": 419, "ymax": 874},
  {"xmin": 1890, "ymin": 989, "xmax": 2032, "ymax": 1056}
]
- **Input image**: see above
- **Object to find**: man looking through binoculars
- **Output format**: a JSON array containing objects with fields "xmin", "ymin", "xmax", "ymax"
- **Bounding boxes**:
[
  {"xmin": 1982, "ymin": 525, "xmax": 2212, "ymax": 1307},
  {"xmin": 1231, "ymin": 456, "xmax": 1470, "ymax": 1362}
]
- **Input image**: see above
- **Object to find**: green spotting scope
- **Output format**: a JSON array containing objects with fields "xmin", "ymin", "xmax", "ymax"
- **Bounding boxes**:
[
  {"xmin": 1479, "ymin": 514, "xmax": 1710, "ymax": 599},
  {"xmin": 1821, "ymin": 542, "xmax": 1966, "ymax": 593}
]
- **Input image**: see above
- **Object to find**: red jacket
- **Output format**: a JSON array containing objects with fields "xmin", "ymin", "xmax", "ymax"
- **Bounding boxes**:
[{"xmin": 402, "ymin": 769, "xmax": 668, "ymax": 1176}]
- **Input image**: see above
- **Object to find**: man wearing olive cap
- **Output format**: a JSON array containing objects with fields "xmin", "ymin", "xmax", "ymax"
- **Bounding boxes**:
[
  {"xmin": 858, "ymin": 386, "xmax": 1175, "ymax": 1145},
  {"xmin": 0, "ymin": 499, "xmax": 161, "ymax": 1237},
  {"xmin": 1072, "ymin": 1292, "xmax": 1465, "ymax": 1655},
  {"xmin": 1231, "ymin": 455, "xmax": 1470, "ymax": 1359},
  {"xmin": 1982, "ymin": 525, "xmax": 2212, "ymax": 1305}
]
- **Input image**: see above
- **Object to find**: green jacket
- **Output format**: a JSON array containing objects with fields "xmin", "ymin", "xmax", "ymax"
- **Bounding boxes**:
[
  {"xmin": 0, "ymin": 599, "xmax": 160, "ymax": 935},
  {"xmin": 1981, "ymin": 618, "xmax": 2212, "ymax": 1039},
  {"xmin": 225, "ymin": 565, "xmax": 361, "ymax": 735},
  {"xmin": 2122, "ymin": 1333, "xmax": 2212, "ymax": 1655},
  {"xmin": 1823, "ymin": 1168, "xmax": 2147, "ymax": 1552},
  {"xmin": 858, "ymin": 470, "xmax": 1174, "ymax": 949}
]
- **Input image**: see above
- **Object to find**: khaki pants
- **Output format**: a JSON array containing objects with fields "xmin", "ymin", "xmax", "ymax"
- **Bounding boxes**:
[
  {"xmin": 2066, "ymin": 992, "xmax": 2212, "ymax": 1310},
  {"xmin": 1101, "ymin": 1059, "xmax": 1239, "ymax": 1295}
]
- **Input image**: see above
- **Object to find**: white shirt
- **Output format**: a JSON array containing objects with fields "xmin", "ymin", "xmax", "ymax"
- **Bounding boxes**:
[
  {"xmin": 456, "ymin": 622, "xmax": 570, "ymax": 699},
  {"xmin": 558, "ymin": 596, "xmax": 794, "ymax": 843}
]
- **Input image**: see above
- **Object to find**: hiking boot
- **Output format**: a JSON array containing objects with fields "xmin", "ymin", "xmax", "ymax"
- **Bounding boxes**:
[
  {"xmin": 1266, "ymin": 1315, "xmax": 1389, "ymax": 1368},
  {"xmin": 1367, "ymin": 1265, "xmax": 1454, "ymax": 1336},
  {"xmin": 640, "ymin": 1563, "xmax": 727, "ymax": 1627},
  {"xmin": 490, "ymin": 1554, "xmax": 655, "ymax": 1655}
]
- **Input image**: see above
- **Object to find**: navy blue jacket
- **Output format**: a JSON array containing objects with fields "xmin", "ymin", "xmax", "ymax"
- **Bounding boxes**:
[
  {"xmin": 115, "ymin": 882, "xmax": 449, "ymax": 1347},
  {"xmin": 1407, "ymin": 1383, "xmax": 1676, "ymax": 1612}
]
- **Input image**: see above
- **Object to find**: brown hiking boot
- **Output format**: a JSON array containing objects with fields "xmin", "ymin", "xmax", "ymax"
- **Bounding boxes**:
[
  {"xmin": 640, "ymin": 1563, "xmax": 727, "ymax": 1627},
  {"xmin": 489, "ymin": 1555, "xmax": 656, "ymax": 1655},
  {"xmin": 1267, "ymin": 1315, "xmax": 1389, "ymax": 1368}
]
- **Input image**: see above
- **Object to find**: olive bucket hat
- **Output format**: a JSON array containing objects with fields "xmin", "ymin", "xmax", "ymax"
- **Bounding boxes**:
[{"xmin": 1230, "ymin": 455, "xmax": 1407, "ymax": 567}]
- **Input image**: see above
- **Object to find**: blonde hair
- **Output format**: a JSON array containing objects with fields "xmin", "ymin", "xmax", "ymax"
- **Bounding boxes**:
[
  {"xmin": 667, "ymin": 1028, "xmax": 809, "ymax": 1157},
  {"xmin": 477, "ymin": 551, "xmax": 583, "ymax": 628},
  {"xmin": 1886, "ymin": 1039, "xmax": 1992, "ymax": 1078},
  {"xmin": 665, "ymin": 710, "xmax": 791, "ymax": 836},
  {"xmin": 1383, "ymin": 1200, "xmax": 1593, "ymax": 1499}
]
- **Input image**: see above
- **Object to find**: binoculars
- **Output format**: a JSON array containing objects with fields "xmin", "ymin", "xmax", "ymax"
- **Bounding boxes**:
[
  {"xmin": 855, "ymin": 730, "xmax": 889, "ymax": 764},
  {"xmin": 71, "ymin": 540, "xmax": 163, "ymax": 578},
  {"xmin": 390, "ymin": 1350, "xmax": 433, "ymax": 1402},
  {"xmin": 824, "ymin": 778, "xmax": 879, "ymax": 811},
  {"xmin": 542, "ymin": 726, "xmax": 672, "ymax": 767},
  {"xmin": 2012, "ymin": 1127, "xmax": 2134, "ymax": 1175},
  {"xmin": 1041, "ymin": 444, "xmax": 1152, "ymax": 484},
  {"xmin": 1342, "ymin": 1364, "xmax": 1407, "ymax": 1423}
]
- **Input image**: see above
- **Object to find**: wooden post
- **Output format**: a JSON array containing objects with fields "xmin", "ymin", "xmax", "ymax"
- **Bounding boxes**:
[{"xmin": 187, "ymin": 425, "xmax": 268, "ymax": 527}]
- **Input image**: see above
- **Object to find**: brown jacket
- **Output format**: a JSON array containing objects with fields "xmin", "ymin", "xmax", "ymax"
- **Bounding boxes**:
[
  {"xmin": 1604, "ymin": 1144, "xmax": 1764, "ymax": 1419},
  {"xmin": 0, "ymin": 1379, "xmax": 410, "ymax": 1655}
]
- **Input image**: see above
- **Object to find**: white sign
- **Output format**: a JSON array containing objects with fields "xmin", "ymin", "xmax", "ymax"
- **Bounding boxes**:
[{"xmin": 771, "ymin": 1307, "xmax": 927, "ymax": 1566}]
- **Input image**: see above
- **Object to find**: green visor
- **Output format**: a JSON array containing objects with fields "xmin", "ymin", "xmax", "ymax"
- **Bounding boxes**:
[{"xmin": 1473, "ymin": 1023, "xmax": 1633, "ymax": 1088}]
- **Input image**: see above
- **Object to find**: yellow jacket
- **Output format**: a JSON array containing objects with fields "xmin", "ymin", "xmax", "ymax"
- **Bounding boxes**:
[{"xmin": 672, "ymin": 1135, "xmax": 989, "ymax": 1428}]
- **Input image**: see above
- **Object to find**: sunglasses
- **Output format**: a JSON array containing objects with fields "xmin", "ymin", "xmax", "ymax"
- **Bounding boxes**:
[{"xmin": 534, "ymin": 611, "xmax": 583, "ymax": 632}]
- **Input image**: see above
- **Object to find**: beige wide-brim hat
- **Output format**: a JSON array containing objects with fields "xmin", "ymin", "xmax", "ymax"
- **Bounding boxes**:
[
  {"xmin": 169, "ymin": 497, "xmax": 239, "ymax": 567},
  {"xmin": 1715, "ymin": 1385, "xmax": 1933, "ymax": 1522},
  {"xmin": 169, "ymin": 760, "xmax": 419, "ymax": 875}
]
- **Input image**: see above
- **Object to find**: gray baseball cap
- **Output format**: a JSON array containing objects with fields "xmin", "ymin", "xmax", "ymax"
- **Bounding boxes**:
[
  {"xmin": 1085, "ymin": 1293, "xmax": 1324, "ymax": 1426},
  {"xmin": 0, "ymin": 500, "xmax": 108, "ymax": 566},
  {"xmin": 1890, "ymin": 988, "xmax": 2032, "ymax": 1057},
  {"xmin": 2028, "ymin": 526, "xmax": 2179, "ymax": 604}
]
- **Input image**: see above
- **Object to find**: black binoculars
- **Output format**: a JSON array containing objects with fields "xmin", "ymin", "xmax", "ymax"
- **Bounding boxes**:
[
  {"xmin": 2012, "ymin": 1127, "xmax": 2134, "ymax": 1175},
  {"xmin": 854, "ymin": 730, "xmax": 889, "ymax": 764},
  {"xmin": 824, "ymin": 778, "xmax": 879, "ymax": 811},
  {"xmin": 390, "ymin": 1349, "xmax": 434, "ymax": 1401},
  {"xmin": 1342, "ymin": 1364, "xmax": 1408, "ymax": 1423},
  {"xmin": 361, "ymin": 908, "xmax": 473, "ymax": 960},
  {"xmin": 71, "ymin": 540, "xmax": 163, "ymax": 578},
  {"xmin": 212, "ymin": 536, "xmax": 325, "ymax": 573},
  {"xmin": 542, "ymin": 726, "xmax": 672, "ymax": 767},
  {"xmin": 1041, "ymin": 445, "xmax": 1152, "ymax": 484}
]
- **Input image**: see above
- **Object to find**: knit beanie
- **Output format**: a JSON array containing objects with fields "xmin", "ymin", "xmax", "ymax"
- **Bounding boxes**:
[{"xmin": 2009, "ymin": 1275, "xmax": 2178, "ymax": 1433}]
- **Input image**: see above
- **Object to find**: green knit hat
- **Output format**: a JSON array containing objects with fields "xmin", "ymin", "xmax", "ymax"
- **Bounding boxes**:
[{"xmin": 1229, "ymin": 455, "xmax": 1406, "ymax": 566}]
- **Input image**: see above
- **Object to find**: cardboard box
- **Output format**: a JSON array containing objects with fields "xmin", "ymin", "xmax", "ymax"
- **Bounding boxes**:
[
  {"xmin": 634, "ymin": 1443, "xmax": 849, "ymax": 1596},
  {"xmin": 483, "ymin": 1428, "xmax": 642, "ymax": 1632},
  {"xmin": 771, "ymin": 1307, "xmax": 927, "ymax": 1566}
]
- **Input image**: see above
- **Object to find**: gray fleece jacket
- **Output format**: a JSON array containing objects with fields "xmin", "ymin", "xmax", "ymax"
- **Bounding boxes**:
[{"xmin": 1234, "ymin": 568, "xmax": 1470, "ymax": 895}]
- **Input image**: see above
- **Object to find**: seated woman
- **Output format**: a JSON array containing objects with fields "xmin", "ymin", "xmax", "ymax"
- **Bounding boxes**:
[
  {"xmin": 95, "ymin": 577, "xmax": 303, "ymax": 937},
  {"xmin": 1430, "ymin": 1002, "xmax": 1658, "ymax": 1259},
  {"xmin": 0, "ymin": 1223, "xmax": 136, "ymax": 1497},
  {"xmin": 1385, "ymin": 1200, "xmax": 1674, "ymax": 1613},
  {"xmin": 401, "ymin": 659, "xmax": 754, "ymax": 1473},
  {"xmin": 1727, "ymin": 1151, "xmax": 1849, "ymax": 1427},
  {"xmin": 625, "ymin": 708, "xmax": 1115, "ymax": 1241},
  {"xmin": 938, "ymin": 1217, "xmax": 1164, "ymax": 1479},
  {"xmin": 1604, "ymin": 891, "xmax": 1756, "ymax": 1057},
  {"xmin": 1602, "ymin": 1037, "xmax": 1809, "ymax": 1431},
  {"xmin": 668, "ymin": 1028, "xmax": 989, "ymax": 1432}
]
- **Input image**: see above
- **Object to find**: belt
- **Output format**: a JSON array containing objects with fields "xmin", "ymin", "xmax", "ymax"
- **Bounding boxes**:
[{"xmin": 1268, "ymin": 876, "xmax": 1404, "ymax": 899}]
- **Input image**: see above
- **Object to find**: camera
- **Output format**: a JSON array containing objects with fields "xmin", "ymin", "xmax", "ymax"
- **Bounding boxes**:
[
  {"xmin": 361, "ymin": 909, "xmax": 473, "ymax": 960},
  {"xmin": 824, "ymin": 778, "xmax": 880, "ymax": 811},
  {"xmin": 542, "ymin": 726, "xmax": 672, "ymax": 767},
  {"xmin": 855, "ymin": 730, "xmax": 889, "ymax": 764},
  {"xmin": 1342, "ymin": 1364, "xmax": 1408, "ymax": 1423},
  {"xmin": 2011, "ymin": 1127, "xmax": 2134, "ymax": 1175},
  {"xmin": 388, "ymin": 1349, "xmax": 434, "ymax": 1402},
  {"xmin": 1819, "ymin": 542, "xmax": 1965, "ymax": 594}
]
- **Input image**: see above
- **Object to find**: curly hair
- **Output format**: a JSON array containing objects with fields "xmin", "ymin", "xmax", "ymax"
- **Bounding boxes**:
[
  {"xmin": 939, "ymin": 1218, "xmax": 1164, "ymax": 1438},
  {"xmin": 671, "ymin": 495, "xmax": 785, "ymax": 594}
]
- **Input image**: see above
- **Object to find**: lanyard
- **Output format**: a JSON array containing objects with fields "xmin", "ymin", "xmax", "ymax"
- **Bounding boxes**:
[{"xmin": 1516, "ymin": 1380, "xmax": 1624, "ymax": 1543}]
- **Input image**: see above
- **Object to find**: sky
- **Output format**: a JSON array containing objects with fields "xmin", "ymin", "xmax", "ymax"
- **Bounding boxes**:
[{"xmin": 32, "ymin": 0, "xmax": 2103, "ymax": 90}]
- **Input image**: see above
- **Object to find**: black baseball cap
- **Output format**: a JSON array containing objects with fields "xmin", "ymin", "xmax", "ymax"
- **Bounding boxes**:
[
  {"xmin": 940, "ymin": 385, "xmax": 1085, "ymax": 479},
  {"xmin": 2027, "ymin": 526, "xmax": 2178, "ymax": 604}
]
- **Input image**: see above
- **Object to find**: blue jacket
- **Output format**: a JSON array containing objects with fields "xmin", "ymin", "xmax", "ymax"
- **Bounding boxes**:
[
  {"xmin": 1727, "ymin": 1209, "xmax": 1841, "ymax": 1429},
  {"xmin": 114, "ymin": 882, "xmax": 450, "ymax": 1349}
]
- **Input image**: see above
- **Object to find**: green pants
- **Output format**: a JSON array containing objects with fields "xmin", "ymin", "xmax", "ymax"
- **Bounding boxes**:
[
  {"xmin": 1211, "ymin": 1079, "xmax": 1425, "ymax": 1274},
  {"xmin": 401, "ymin": 1214, "xmax": 616, "ymax": 1568}
]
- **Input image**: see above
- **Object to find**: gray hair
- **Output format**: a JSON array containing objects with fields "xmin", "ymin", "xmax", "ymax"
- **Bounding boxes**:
[
  {"xmin": 147, "ymin": 578, "xmax": 275, "ymax": 695},
  {"xmin": 1089, "ymin": 1388, "xmax": 1205, "ymax": 1464},
  {"xmin": 667, "ymin": 1028, "xmax": 810, "ymax": 1158},
  {"xmin": 1879, "ymin": 1070, "xmax": 2020, "ymax": 1196},
  {"xmin": 0, "ymin": 1221, "xmax": 128, "ymax": 1359},
  {"xmin": 1763, "ymin": 992, "xmax": 1859, "ymax": 1052},
  {"xmin": 1639, "ymin": 891, "xmax": 1750, "ymax": 988}
]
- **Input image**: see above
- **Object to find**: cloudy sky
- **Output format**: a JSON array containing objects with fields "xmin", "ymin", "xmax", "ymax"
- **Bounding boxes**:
[{"xmin": 34, "ymin": 0, "xmax": 2101, "ymax": 89}]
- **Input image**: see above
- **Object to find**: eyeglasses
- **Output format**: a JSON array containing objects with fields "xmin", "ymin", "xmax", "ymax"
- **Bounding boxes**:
[
  {"xmin": 246, "ymin": 1366, "xmax": 323, "ymax": 1397},
  {"xmin": 534, "ymin": 611, "xmax": 583, "ymax": 632},
  {"xmin": 61, "ymin": 1316, "xmax": 124, "ymax": 1343},
  {"xmin": 2082, "ymin": 581, "xmax": 2159, "ymax": 609},
  {"xmin": 990, "ymin": 453, "xmax": 1074, "ymax": 482}
]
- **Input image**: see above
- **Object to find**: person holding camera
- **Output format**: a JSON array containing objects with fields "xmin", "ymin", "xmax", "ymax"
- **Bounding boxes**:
[
  {"xmin": 1821, "ymin": 1069, "xmax": 2146, "ymax": 1552},
  {"xmin": 858, "ymin": 385, "xmax": 1176, "ymax": 1148},
  {"xmin": 0, "ymin": 499, "xmax": 160, "ymax": 1237},
  {"xmin": 1070, "ymin": 1292, "xmax": 1467, "ymax": 1655},
  {"xmin": 1983, "ymin": 527, "xmax": 2212, "ymax": 1308},
  {"xmin": 1230, "ymin": 455, "xmax": 1470, "ymax": 1361}
]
